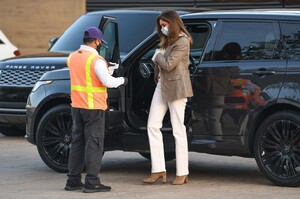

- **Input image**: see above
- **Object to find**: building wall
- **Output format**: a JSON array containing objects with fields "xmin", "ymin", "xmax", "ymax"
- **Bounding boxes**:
[
  {"xmin": 0, "ymin": 0, "xmax": 85, "ymax": 55},
  {"xmin": 86, "ymin": 0, "xmax": 287, "ymax": 12}
]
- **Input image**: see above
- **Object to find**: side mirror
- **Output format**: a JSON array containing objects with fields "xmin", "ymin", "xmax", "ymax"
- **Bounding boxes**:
[{"xmin": 48, "ymin": 37, "xmax": 59, "ymax": 49}]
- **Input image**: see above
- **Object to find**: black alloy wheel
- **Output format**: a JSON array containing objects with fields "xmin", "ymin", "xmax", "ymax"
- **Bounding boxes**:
[
  {"xmin": 254, "ymin": 111, "xmax": 300, "ymax": 186},
  {"xmin": 36, "ymin": 104, "xmax": 72, "ymax": 173}
]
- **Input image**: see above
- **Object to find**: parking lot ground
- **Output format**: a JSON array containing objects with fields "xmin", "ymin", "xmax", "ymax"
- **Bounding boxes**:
[{"xmin": 0, "ymin": 134, "xmax": 299, "ymax": 199}]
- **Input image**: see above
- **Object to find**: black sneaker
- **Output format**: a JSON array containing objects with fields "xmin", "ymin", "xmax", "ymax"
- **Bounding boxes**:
[
  {"xmin": 64, "ymin": 180, "xmax": 84, "ymax": 191},
  {"xmin": 83, "ymin": 183, "xmax": 111, "ymax": 193}
]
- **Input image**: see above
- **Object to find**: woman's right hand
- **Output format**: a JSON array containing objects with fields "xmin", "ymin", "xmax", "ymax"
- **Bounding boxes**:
[{"xmin": 151, "ymin": 49, "xmax": 161, "ymax": 63}]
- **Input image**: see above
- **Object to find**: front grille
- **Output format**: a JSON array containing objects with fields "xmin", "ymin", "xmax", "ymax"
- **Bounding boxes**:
[{"xmin": 0, "ymin": 70, "xmax": 47, "ymax": 87}]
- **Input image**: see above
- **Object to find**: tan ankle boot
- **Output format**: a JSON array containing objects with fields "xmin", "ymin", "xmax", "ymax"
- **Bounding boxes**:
[
  {"xmin": 172, "ymin": 175, "xmax": 188, "ymax": 185},
  {"xmin": 143, "ymin": 171, "xmax": 167, "ymax": 184}
]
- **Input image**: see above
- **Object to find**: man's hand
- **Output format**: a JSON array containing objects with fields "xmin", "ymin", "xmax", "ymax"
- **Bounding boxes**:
[
  {"xmin": 123, "ymin": 77, "xmax": 128, "ymax": 86},
  {"xmin": 109, "ymin": 62, "xmax": 119, "ymax": 69},
  {"xmin": 108, "ymin": 62, "xmax": 119, "ymax": 75}
]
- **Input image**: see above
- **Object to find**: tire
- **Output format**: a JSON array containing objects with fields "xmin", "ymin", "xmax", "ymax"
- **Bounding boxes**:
[
  {"xmin": 139, "ymin": 152, "xmax": 176, "ymax": 161},
  {"xmin": 254, "ymin": 111, "xmax": 300, "ymax": 186},
  {"xmin": 36, "ymin": 104, "xmax": 72, "ymax": 173}
]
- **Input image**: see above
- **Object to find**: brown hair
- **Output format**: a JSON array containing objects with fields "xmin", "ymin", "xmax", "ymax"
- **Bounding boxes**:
[{"xmin": 156, "ymin": 10, "xmax": 193, "ymax": 49}]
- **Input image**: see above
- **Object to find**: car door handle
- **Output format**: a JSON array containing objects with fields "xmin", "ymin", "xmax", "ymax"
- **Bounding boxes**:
[{"xmin": 252, "ymin": 70, "xmax": 276, "ymax": 76}]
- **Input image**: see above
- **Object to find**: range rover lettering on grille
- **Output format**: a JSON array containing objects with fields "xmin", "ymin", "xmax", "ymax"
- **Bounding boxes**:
[
  {"xmin": 0, "ymin": 65, "xmax": 57, "ymax": 86},
  {"xmin": 4, "ymin": 65, "xmax": 56, "ymax": 70}
]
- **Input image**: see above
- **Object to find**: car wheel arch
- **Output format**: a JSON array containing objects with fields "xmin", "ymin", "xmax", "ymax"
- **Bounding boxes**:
[
  {"xmin": 33, "ymin": 97, "xmax": 71, "ymax": 144},
  {"xmin": 248, "ymin": 103, "xmax": 300, "ymax": 154}
]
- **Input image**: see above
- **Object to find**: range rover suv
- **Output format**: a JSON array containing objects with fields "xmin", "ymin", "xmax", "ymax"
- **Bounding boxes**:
[
  {"xmin": 26, "ymin": 9, "xmax": 300, "ymax": 187},
  {"xmin": 0, "ymin": 9, "xmax": 166, "ymax": 136}
]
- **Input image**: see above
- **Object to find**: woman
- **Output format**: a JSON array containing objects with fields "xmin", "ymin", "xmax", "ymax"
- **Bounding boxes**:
[{"xmin": 143, "ymin": 10, "xmax": 193, "ymax": 185}]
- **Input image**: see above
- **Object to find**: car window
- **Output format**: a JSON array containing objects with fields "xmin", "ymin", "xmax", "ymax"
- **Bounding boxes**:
[
  {"xmin": 208, "ymin": 21, "xmax": 280, "ymax": 61},
  {"xmin": 0, "ymin": 39, "xmax": 3, "ymax": 44},
  {"xmin": 186, "ymin": 24, "xmax": 210, "ymax": 66},
  {"xmin": 280, "ymin": 22, "xmax": 300, "ymax": 60},
  {"xmin": 50, "ymin": 15, "xmax": 102, "ymax": 53},
  {"xmin": 117, "ymin": 14, "xmax": 157, "ymax": 54},
  {"xmin": 100, "ymin": 21, "xmax": 117, "ymax": 61},
  {"xmin": 50, "ymin": 13, "xmax": 157, "ymax": 55},
  {"xmin": 139, "ymin": 23, "xmax": 211, "ymax": 69}
]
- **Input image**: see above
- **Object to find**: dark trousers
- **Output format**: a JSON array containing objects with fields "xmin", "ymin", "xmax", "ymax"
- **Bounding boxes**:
[
  {"xmin": 200, "ymin": 95, "xmax": 225, "ymax": 136},
  {"xmin": 67, "ymin": 108, "xmax": 105, "ymax": 185}
]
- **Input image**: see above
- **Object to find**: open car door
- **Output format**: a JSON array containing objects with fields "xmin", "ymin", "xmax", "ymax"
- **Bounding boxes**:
[{"xmin": 99, "ymin": 16, "xmax": 124, "ymax": 131}]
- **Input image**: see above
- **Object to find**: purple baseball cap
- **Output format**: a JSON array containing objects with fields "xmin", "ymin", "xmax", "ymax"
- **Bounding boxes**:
[{"xmin": 84, "ymin": 26, "xmax": 107, "ymax": 44}]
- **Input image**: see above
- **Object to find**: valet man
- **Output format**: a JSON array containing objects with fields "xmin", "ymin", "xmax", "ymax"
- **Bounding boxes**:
[{"xmin": 65, "ymin": 26, "xmax": 127, "ymax": 193}]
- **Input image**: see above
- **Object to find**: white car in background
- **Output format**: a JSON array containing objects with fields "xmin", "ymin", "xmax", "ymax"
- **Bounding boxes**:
[{"xmin": 0, "ymin": 30, "xmax": 20, "ymax": 60}]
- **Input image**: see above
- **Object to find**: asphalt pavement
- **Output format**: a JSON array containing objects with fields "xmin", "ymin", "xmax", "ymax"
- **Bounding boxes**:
[{"xmin": 0, "ymin": 134, "xmax": 299, "ymax": 199}]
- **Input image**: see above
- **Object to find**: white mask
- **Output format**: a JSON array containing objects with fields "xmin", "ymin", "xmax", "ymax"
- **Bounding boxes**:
[{"xmin": 161, "ymin": 26, "xmax": 169, "ymax": 36}]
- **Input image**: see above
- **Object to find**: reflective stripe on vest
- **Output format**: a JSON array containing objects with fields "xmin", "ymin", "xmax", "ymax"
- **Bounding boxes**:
[{"xmin": 70, "ymin": 53, "xmax": 107, "ymax": 109}]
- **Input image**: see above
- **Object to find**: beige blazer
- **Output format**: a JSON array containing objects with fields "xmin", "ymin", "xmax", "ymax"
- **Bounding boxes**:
[{"xmin": 154, "ymin": 35, "xmax": 193, "ymax": 102}]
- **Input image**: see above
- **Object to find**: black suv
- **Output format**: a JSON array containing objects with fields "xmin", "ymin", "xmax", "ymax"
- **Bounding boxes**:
[{"xmin": 26, "ymin": 9, "xmax": 300, "ymax": 187}]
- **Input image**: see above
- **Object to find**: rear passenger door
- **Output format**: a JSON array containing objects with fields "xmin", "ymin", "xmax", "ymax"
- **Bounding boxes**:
[
  {"xmin": 99, "ymin": 16, "xmax": 124, "ymax": 131},
  {"xmin": 191, "ymin": 19, "xmax": 286, "ymax": 146},
  {"xmin": 279, "ymin": 21, "xmax": 300, "ymax": 100}
]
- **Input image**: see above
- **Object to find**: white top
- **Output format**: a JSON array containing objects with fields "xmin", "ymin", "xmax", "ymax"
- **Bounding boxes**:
[{"xmin": 79, "ymin": 45, "xmax": 125, "ymax": 88}]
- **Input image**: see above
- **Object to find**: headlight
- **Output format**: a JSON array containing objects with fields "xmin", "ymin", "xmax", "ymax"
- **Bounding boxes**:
[{"xmin": 32, "ymin": 80, "xmax": 52, "ymax": 92}]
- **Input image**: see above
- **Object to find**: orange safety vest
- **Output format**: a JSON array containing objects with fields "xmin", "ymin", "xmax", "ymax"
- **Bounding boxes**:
[{"xmin": 67, "ymin": 49, "xmax": 108, "ymax": 110}]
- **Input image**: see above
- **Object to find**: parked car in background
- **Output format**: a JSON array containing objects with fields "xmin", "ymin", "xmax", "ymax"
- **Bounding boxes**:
[
  {"xmin": 26, "ymin": 9, "xmax": 300, "ymax": 187},
  {"xmin": 0, "ymin": 30, "xmax": 20, "ymax": 60}
]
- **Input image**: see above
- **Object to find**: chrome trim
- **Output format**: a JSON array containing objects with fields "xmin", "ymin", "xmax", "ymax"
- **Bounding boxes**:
[{"xmin": 0, "ymin": 108, "xmax": 26, "ymax": 113}]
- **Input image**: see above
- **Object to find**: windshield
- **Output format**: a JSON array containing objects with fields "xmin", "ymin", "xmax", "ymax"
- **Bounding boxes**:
[
  {"xmin": 50, "ymin": 14, "xmax": 101, "ymax": 53},
  {"xmin": 50, "ymin": 12, "xmax": 157, "ymax": 55}
]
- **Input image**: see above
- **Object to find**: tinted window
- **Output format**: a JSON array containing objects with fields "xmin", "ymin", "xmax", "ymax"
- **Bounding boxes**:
[
  {"xmin": 50, "ymin": 15, "xmax": 101, "ymax": 53},
  {"xmin": 100, "ymin": 22, "xmax": 117, "ymax": 62},
  {"xmin": 140, "ymin": 24, "xmax": 210, "ymax": 65},
  {"xmin": 117, "ymin": 14, "xmax": 156, "ymax": 55},
  {"xmin": 0, "ymin": 39, "xmax": 3, "ymax": 44},
  {"xmin": 50, "ymin": 13, "xmax": 157, "ymax": 55},
  {"xmin": 281, "ymin": 22, "xmax": 300, "ymax": 60},
  {"xmin": 187, "ymin": 24, "xmax": 210, "ymax": 65},
  {"xmin": 208, "ymin": 21, "xmax": 280, "ymax": 61}
]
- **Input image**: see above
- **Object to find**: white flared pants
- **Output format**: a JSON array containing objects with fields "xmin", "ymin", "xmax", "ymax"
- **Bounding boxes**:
[{"xmin": 147, "ymin": 81, "xmax": 189, "ymax": 176}]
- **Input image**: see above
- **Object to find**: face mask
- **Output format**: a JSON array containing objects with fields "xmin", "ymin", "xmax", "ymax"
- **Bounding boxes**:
[
  {"xmin": 97, "ymin": 39, "xmax": 102, "ymax": 48},
  {"xmin": 161, "ymin": 27, "xmax": 169, "ymax": 36}
]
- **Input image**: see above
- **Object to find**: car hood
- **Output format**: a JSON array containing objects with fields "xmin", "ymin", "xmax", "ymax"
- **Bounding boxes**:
[
  {"xmin": 0, "ymin": 52, "xmax": 69, "ymax": 70},
  {"xmin": 40, "ymin": 67, "xmax": 70, "ymax": 81}
]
